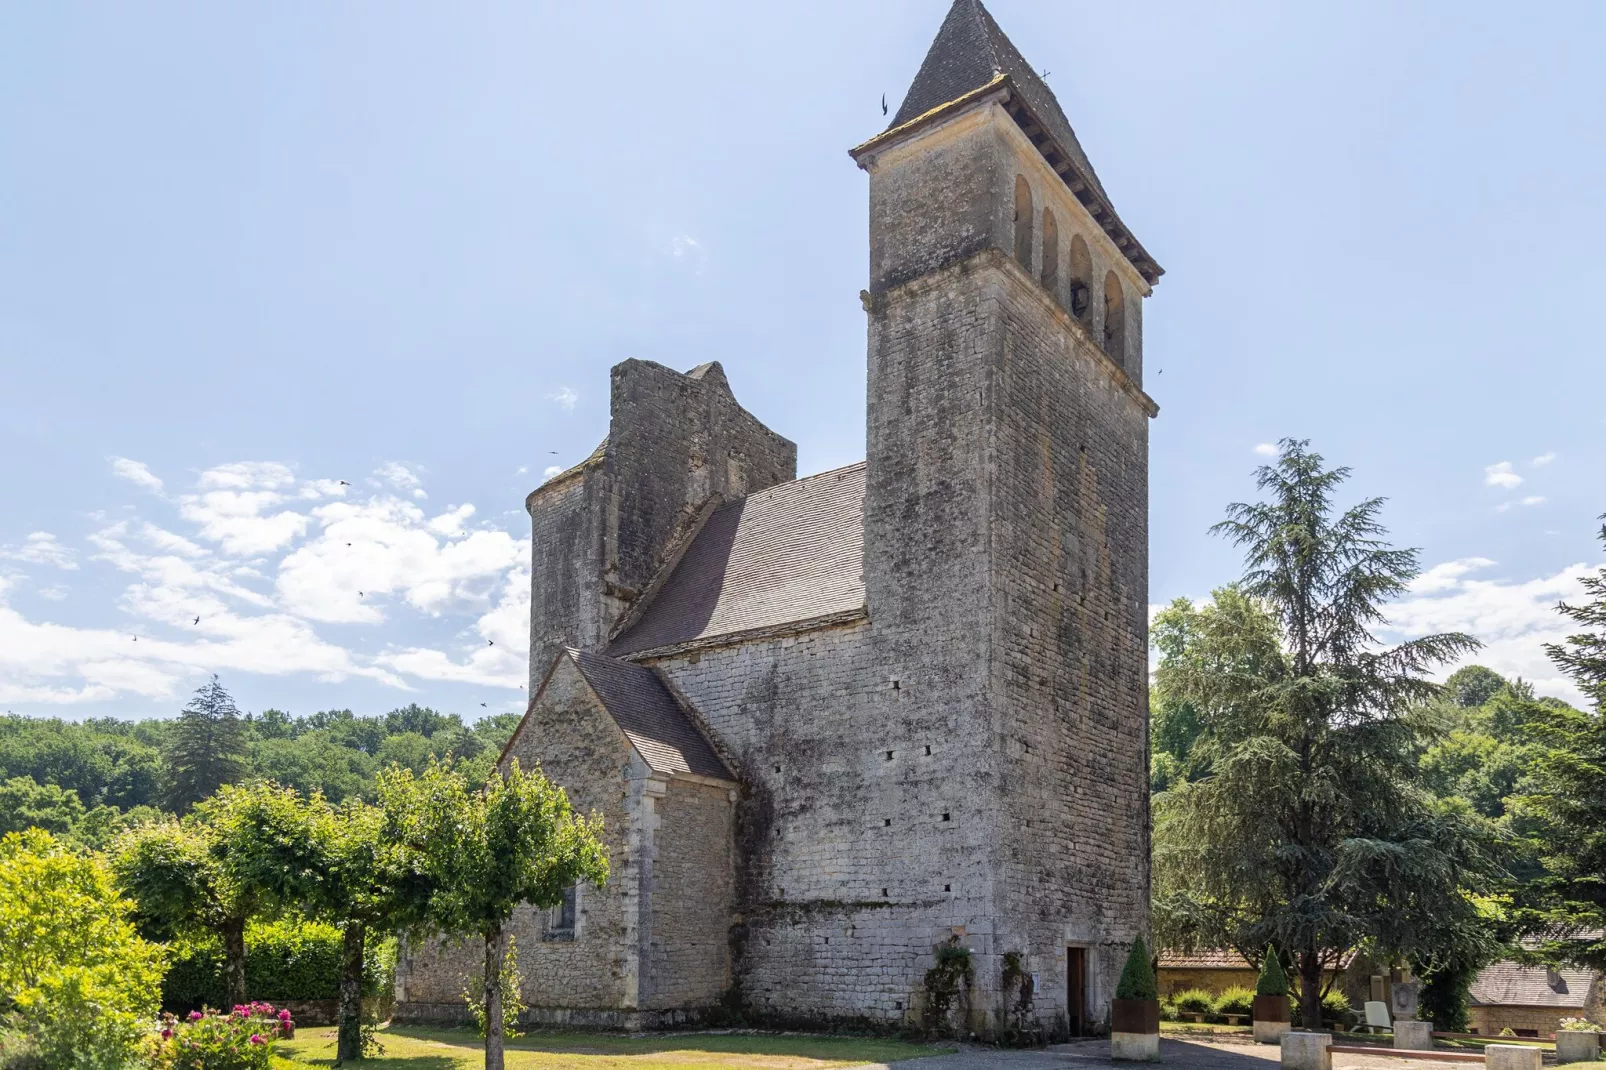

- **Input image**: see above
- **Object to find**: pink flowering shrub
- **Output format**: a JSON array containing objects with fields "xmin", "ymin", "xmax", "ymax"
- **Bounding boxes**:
[{"xmin": 151, "ymin": 1002, "xmax": 292, "ymax": 1069}]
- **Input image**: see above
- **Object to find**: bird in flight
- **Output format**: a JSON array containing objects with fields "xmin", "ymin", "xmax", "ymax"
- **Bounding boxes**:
[
  {"xmin": 193, "ymin": 616, "xmax": 200, "ymax": 625},
  {"xmin": 881, "ymin": 93, "xmax": 887, "ymax": 116},
  {"xmin": 338, "ymin": 480, "xmax": 351, "ymax": 486},
  {"xmin": 359, "ymin": 591, "xmax": 364, "ymax": 598},
  {"xmin": 488, "ymin": 640, "xmax": 494, "ymax": 647},
  {"xmin": 479, "ymin": 702, "xmax": 488, "ymax": 708},
  {"xmin": 132, "ymin": 636, "xmax": 137, "ymax": 641}
]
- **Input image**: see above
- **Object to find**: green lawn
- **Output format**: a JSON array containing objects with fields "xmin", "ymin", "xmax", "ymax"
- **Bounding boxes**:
[{"xmin": 275, "ymin": 1024, "xmax": 953, "ymax": 1070}]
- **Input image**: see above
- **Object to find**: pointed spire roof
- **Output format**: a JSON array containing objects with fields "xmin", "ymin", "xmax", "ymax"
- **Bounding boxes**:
[{"xmin": 878, "ymin": 0, "xmax": 1162, "ymax": 285}]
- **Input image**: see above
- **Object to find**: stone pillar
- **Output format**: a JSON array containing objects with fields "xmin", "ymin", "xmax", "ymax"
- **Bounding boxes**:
[
  {"xmin": 1556, "ymin": 1032, "xmax": 1601, "ymax": 1065},
  {"xmin": 1484, "ymin": 1044, "xmax": 1542, "ymax": 1070},
  {"xmin": 1280, "ymin": 1031, "xmax": 1331, "ymax": 1070},
  {"xmin": 1393, "ymin": 1020, "xmax": 1434, "ymax": 1051}
]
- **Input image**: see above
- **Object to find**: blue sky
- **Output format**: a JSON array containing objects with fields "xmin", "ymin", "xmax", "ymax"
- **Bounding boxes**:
[{"xmin": 2, "ymin": 1, "xmax": 1602, "ymax": 719}]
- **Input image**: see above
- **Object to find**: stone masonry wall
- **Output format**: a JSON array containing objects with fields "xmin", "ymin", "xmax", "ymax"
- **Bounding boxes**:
[
  {"xmin": 398, "ymin": 660, "xmax": 635, "ymax": 1011},
  {"xmin": 986, "ymin": 247, "xmax": 1152, "ymax": 1029},
  {"xmin": 653, "ymin": 618, "xmax": 999, "ymax": 1027},
  {"xmin": 644, "ymin": 778, "xmax": 735, "ymax": 1011},
  {"xmin": 526, "ymin": 360, "xmax": 796, "ymax": 690}
]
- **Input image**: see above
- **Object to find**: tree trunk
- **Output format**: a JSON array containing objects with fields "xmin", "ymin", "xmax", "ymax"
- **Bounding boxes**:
[
  {"xmin": 223, "ymin": 916, "xmax": 248, "ymax": 1009},
  {"xmin": 336, "ymin": 920, "xmax": 365, "ymax": 1065},
  {"xmin": 483, "ymin": 925, "xmax": 505, "ymax": 1070},
  {"xmin": 1298, "ymin": 951, "xmax": 1323, "ymax": 1030}
]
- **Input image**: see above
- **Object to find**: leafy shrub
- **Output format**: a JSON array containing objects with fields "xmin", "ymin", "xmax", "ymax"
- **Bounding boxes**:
[
  {"xmin": 1558, "ymin": 1017, "xmax": 1597, "ymax": 1032},
  {"xmin": 163, "ymin": 916, "xmax": 389, "ymax": 1011},
  {"xmin": 1159, "ymin": 1000, "xmax": 1180, "ymax": 1022},
  {"xmin": 1115, "ymin": 936, "xmax": 1158, "ymax": 1000},
  {"xmin": 1215, "ymin": 986, "xmax": 1255, "ymax": 1017},
  {"xmin": 1291, "ymin": 989, "xmax": 1354, "ymax": 1026},
  {"xmin": 0, "ymin": 829, "xmax": 165, "ymax": 1069},
  {"xmin": 153, "ymin": 1002, "xmax": 292, "ymax": 1070},
  {"xmin": 1174, "ymin": 989, "xmax": 1214, "ymax": 1015},
  {"xmin": 1255, "ymin": 949, "xmax": 1289, "ymax": 996}
]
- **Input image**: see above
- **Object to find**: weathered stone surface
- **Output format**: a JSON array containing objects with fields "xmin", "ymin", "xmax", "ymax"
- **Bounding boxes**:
[
  {"xmin": 1254, "ymin": 1020, "xmax": 1291, "ymax": 1044},
  {"xmin": 1484, "ymin": 1044, "xmax": 1543, "ymax": 1070},
  {"xmin": 1280, "ymin": 1032, "xmax": 1332, "ymax": 1070},
  {"xmin": 1555, "ymin": 1031, "xmax": 1600, "ymax": 1064},
  {"xmin": 1112, "ymin": 1032, "xmax": 1161, "ymax": 1061},
  {"xmin": 1393, "ymin": 1020, "xmax": 1433, "ymax": 1051}
]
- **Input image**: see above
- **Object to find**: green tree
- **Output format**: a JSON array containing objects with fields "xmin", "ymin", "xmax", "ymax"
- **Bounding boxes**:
[
  {"xmin": 1510, "ymin": 517, "xmax": 1606, "ymax": 971},
  {"xmin": 1151, "ymin": 440, "xmax": 1497, "ymax": 1027},
  {"xmin": 1115, "ymin": 935, "xmax": 1157, "ymax": 1000},
  {"xmin": 0, "ymin": 775, "xmax": 85, "ymax": 835},
  {"xmin": 113, "ymin": 781, "xmax": 314, "ymax": 1007},
  {"xmin": 163, "ymin": 675, "xmax": 249, "ymax": 812},
  {"xmin": 390, "ymin": 760, "xmax": 608, "ymax": 1070},
  {"xmin": 1444, "ymin": 665, "xmax": 1508, "ymax": 710},
  {"xmin": 0, "ymin": 829, "xmax": 166, "ymax": 1067}
]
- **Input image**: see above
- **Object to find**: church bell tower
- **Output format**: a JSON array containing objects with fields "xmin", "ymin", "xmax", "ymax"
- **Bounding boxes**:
[{"xmin": 850, "ymin": 0, "xmax": 1163, "ymax": 1032}]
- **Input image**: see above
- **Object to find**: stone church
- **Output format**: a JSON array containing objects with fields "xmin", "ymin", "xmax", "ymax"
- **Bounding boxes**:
[{"xmin": 396, "ymin": 0, "xmax": 1161, "ymax": 1036}]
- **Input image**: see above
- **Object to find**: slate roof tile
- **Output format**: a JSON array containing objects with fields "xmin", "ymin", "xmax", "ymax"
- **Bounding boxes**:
[
  {"xmin": 607, "ymin": 463, "xmax": 866, "ymax": 656},
  {"xmin": 565, "ymin": 649, "xmax": 732, "ymax": 782},
  {"xmin": 1470, "ymin": 962, "xmax": 1598, "ymax": 1009}
]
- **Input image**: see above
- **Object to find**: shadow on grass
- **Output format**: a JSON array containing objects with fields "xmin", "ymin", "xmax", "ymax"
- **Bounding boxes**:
[{"xmin": 388, "ymin": 1024, "xmax": 948, "ymax": 1062}]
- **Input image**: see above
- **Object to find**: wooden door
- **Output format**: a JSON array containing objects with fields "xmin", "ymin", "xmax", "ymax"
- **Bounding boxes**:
[{"xmin": 1067, "ymin": 947, "xmax": 1087, "ymax": 1036}]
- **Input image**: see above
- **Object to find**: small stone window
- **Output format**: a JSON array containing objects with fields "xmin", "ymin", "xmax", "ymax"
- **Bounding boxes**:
[
  {"xmin": 1069, "ymin": 235, "xmax": 1093, "ymax": 324},
  {"xmin": 1013, "ymin": 176, "xmax": 1033, "ymax": 267},
  {"xmin": 1041, "ymin": 208, "xmax": 1059, "ymax": 294},
  {"xmin": 544, "ymin": 884, "xmax": 577, "ymax": 942}
]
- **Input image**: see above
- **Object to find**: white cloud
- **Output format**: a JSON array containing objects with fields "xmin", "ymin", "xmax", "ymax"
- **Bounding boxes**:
[
  {"xmin": 0, "ymin": 532, "xmax": 78, "ymax": 570},
  {"xmin": 1383, "ymin": 557, "xmax": 1600, "ymax": 707},
  {"xmin": 1253, "ymin": 443, "xmax": 1277, "ymax": 457},
  {"xmin": 1532, "ymin": 452, "xmax": 1557, "ymax": 467},
  {"xmin": 0, "ymin": 457, "xmax": 537, "ymax": 706},
  {"xmin": 514, "ymin": 466, "xmax": 528, "ymax": 477},
  {"xmin": 36, "ymin": 586, "xmax": 68, "ymax": 602},
  {"xmin": 374, "ymin": 462, "xmax": 427, "ymax": 500},
  {"xmin": 1483, "ymin": 461, "xmax": 1523, "ymax": 489},
  {"xmin": 1496, "ymin": 496, "xmax": 1548, "ymax": 513},
  {"xmin": 543, "ymin": 465, "xmax": 564, "ymax": 479},
  {"xmin": 547, "ymin": 387, "xmax": 578, "ymax": 410},
  {"xmin": 110, "ymin": 457, "xmax": 164, "ymax": 493}
]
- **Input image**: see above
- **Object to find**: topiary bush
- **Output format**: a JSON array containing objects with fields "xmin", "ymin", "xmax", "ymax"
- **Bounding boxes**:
[
  {"xmin": 1174, "ymin": 988, "xmax": 1214, "ymax": 1015},
  {"xmin": 1255, "ymin": 948, "xmax": 1289, "ymax": 997},
  {"xmin": 1115, "ymin": 935, "xmax": 1158, "ymax": 1000},
  {"xmin": 1215, "ymin": 986, "xmax": 1255, "ymax": 1017}
]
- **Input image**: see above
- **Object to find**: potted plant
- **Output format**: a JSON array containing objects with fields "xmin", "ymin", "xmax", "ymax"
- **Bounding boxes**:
[
  {"xmin": 1112, "ymin": 936, "xmax": 1161, "ymax": 1061},
  {"xmin": 1555, "ymin": 1017, "xmax": 1601, "ymax": 1064},
  {"xmin": 1252, "ymin": 947, "xmax": 1291, "ymax": 1045}
]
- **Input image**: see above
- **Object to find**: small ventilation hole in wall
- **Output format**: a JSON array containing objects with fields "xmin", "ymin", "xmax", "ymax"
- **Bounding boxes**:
[
  {"xmin": 944, "ymin": 884, "xmax": 951, "ymax": 892},
  {"xmin": 895, "ymin": 1001, "xmax": 903, "ymax": 1010},
  {"xmin": 884, "ymin": 750, "xmax": 893, "ymax": 761},
  {"xmin": 881, "ymin": 888, "xmax": 889, "ymax": 897},
  {"xmin": 774, "ymin": 765, "xmax": 781, "ymax": 773},
  {"xmin": 883, "ymin": 818, "xmax": 891, "ymax": 827},
  {"xmin": 924, "ymin": 745, "xmax": 932, "ymax": 756},
  {"xmin": 942, "ymin": 812, "xmax": 950, "ymax": 822},
  {"xmin": 891, "ymin": 679, "xmax": 900, "ymax": 690}
]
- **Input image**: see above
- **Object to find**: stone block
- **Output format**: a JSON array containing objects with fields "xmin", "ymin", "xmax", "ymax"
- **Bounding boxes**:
[
  {"xmin": 1485, "ymin": 1044, "xmax": 1542, "ymax": 1070},
  {"xmin": 1393, "ymin": 1020, "xmax": 1434, "ymax": 1051},
  {"xmin": 1112, "ymin": 1032, "xmax": 1160, "ymax": 1061},
  {"xmin": 1556, "ymin": 1031, "xmax": 1600, "ymax": 1065},
  {"xmin": 1281, "ymin": 1031, "xmax": 1332, "ymax": 1070},
  {"xmin": 1255, "ymin": 1019, "xmax": 1291, "ymax": 1044}
]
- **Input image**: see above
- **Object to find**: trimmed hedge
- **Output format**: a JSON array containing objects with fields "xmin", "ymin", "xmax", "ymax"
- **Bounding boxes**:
[
  {"xmin": 161, "ymin": 917, "xmax": 394, "ymax": 1012},
  {"xmin": 1255, "ymin": 949, "xmax": 1290, "ymax": 996},
  {"xmin": 1115, "ymin": 936, "xmax": 1158, "ymax": 1001}
]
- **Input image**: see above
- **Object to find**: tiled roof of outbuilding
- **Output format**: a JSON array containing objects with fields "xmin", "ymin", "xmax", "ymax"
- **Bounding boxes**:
[
  {"xmin": 1470, "ymin": 962, "xmax": 1597, "ymax": 1009},
  {"xmin": 563, "ymin": 649, "xmax": 732, "ymax": 782},
  {"xmin": 607, "ymin": 463, "xmax": 867, "ymax": 657}
]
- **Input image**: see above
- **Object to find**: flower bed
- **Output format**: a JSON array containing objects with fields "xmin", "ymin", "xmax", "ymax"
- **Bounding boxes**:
[{"xmin": 153, "ymin": 1001, "xmax": 294, "ymax": 1069}]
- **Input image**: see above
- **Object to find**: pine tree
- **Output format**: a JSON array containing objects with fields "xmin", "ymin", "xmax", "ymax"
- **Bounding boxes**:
[{"xmin": 162, "ymin": 675, "xmax": 247, "ymax": 812}]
